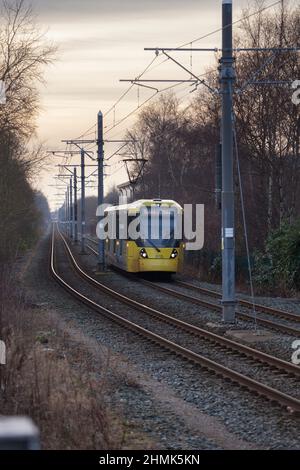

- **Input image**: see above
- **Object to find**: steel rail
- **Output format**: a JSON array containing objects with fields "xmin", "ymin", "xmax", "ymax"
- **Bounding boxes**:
[
  {"xmin": 139, "ymin": 279, "xmax": 300, "ymax": 337},
  {"xmin": 52, "ymin": 227, "xmax": 300, "ymax": 414},
  {"xmin": 82, "ymin": 238, "xmax": 300, "ymax": 337},
  {"xmin": 60, "ymin": 231, "xmax": 300, "ymax": 379},
  {"xmin": 175, "ymin": 280, "xmax": 300, "ymax": 323},
  {"xmin": 84, "ymin": 236, "xmax": 300, "ymax": 330}
]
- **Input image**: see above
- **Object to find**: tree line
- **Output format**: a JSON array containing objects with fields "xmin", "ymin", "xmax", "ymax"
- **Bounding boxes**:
[{"xmin": 0, "ymin": 0, "xmax": 55, "ymax": 263}]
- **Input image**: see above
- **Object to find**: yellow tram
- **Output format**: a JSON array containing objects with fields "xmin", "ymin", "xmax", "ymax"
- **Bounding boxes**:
[{"xmin": 104, "ymin": 199, "xmax": 184, "ymax": 273}]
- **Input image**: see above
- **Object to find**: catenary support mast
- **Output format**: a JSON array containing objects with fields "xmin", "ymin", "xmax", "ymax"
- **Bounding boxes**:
[
  {"xmin": 220, "ymin": 0, "xmax": 236, "ymax": 322},
  {"xmin": 74, "ymin": 167, "xmax": 78, "ymax": 243},
  {"xmin": 80, "ymin": 149, "xmax": 86, "ymax": 254},
  {"xmin": 97, "ymin": 111, "xmax": 105, "ymax": 270}
]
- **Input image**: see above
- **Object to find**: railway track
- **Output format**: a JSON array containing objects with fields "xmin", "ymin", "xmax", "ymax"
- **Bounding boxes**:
[
  {"xmin": 84, "ymin": 237, "xmax": 300, "ymax": 337},
  {"xmin": 175, "ymin": 280, "xmax": 300, "ymax": 324},
  {"xmin": 52, "ymin": 226, "xmax": 300, "ymax": 414},
  {"xmin": 140, "ymin": 279, "xmax": 300, "ymax": 337}
]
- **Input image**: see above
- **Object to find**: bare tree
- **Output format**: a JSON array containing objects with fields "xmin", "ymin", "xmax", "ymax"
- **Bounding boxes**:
[
  {"xmin": 0, "ymin": 0, "xmax": 56, "ymax": 140},
  {"xmin": 0, "ymin": 0, "xmax": 56, "ymax": 262},
  {"xmin": 234, "ymin": 1, "xmax": 300, "ymax": 232}
]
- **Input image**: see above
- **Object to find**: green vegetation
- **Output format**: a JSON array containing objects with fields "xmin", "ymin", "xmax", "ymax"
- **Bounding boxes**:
[{"xmin": 254, "ymin": 220, "xmax": 300, "ymax": 292}]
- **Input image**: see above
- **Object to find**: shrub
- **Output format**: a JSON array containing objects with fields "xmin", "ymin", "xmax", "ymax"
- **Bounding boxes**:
[{"xmin": 254, "ymin": 219, "xmax": 300, "ymax": 292}]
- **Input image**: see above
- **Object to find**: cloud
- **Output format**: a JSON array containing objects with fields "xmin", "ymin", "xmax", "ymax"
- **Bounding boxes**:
[{"xmin": 33, "ymin": 0, "xmax": 220, "ymax": 21}]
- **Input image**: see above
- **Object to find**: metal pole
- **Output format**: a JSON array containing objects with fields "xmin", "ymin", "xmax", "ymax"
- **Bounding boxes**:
[
  {"xmin": 66, "ymin": 186, "xmax": 69, "ymax": 237},
  {"xmin": 97, "ymin": 111, "xmax": 105, "ymax": 270},
  {"xmin": 220, "ymin": 0, "xmax": 236, "ymax": 322},
  {"xmin": 65, "ymin": 191, "xmax": 67, "ymax": 233},
  {"xmin": 80, "ymin": 149, "xmax": 86, "ymax": 253},
  {"xmin": 69, "ymin": 177, "xmax": 73, "ymax": 239},
  {"xmin": 74, "ymin": 167, "xmax": 78, "ymax": 243},
  {"xmin": 64, "ymin": 192, "xmax": 67, "ymax": 232},
  {"xmin": 215, "ymin": 143, "xmax": 222, "ymax": 210}
]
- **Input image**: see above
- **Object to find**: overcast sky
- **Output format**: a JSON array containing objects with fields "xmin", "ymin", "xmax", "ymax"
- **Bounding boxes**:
[{"xmin": 28, "ymin": 0, "xmax": 279, "ymax": 209}]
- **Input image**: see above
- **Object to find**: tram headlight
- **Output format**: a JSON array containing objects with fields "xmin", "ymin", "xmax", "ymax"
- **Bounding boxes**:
[
  {"xmin": 140, "ymin": 248, "xmax": 148, "ymax": 259},
  {"xmin": 170, "ymin": 249, "xmax": 178, "ymax": 259}
]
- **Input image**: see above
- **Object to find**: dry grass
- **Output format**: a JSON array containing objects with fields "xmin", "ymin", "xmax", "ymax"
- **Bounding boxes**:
[{"xmin": 0, "ymin": 267, "xmax": 125, "ymax": 449}]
